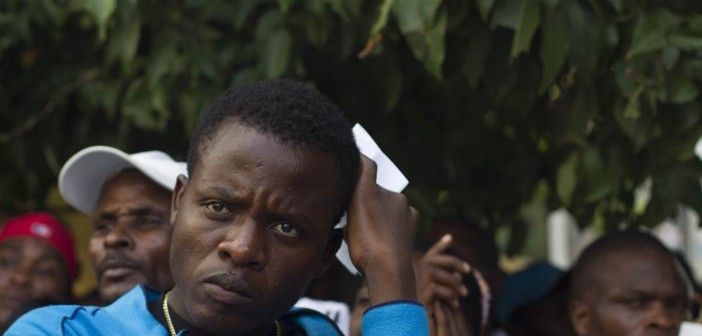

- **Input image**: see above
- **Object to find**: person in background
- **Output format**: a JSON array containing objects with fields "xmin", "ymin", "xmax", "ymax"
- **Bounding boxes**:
[
  {"xmin": 0, "ymin": 212, "xmax": 77, "ymax": 332},
  {"xmin": 351, "ymin": 234, "xmax": 491, "ymax": 336},
  {"xmin": 424, "ymin": 219, "xmax": 505, "ymax": 305},
  {"xmin": 569, "ymin": 230, "xmax": 692, "ymax": 336},
  {"xmin": 495, "ymin": 261, "xmax": 574, "ymax": 336},
  {"xmin": 58, "ymin": 146, "xmax": 186, "ymax": 305}
]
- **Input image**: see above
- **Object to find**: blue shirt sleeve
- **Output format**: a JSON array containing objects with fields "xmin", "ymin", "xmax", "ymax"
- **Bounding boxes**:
[{"xmin": 361, "ymin": 300, "xmax": 429, "ymax": 336}]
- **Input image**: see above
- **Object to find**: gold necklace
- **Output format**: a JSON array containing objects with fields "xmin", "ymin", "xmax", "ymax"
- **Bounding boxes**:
[
  {"xmin": 162, "ymin": 291, "xmax": 281, "ymax": 336},
  {"xmin": 163, "ymin": 291, "xmax": 177, "ymax": 336}
]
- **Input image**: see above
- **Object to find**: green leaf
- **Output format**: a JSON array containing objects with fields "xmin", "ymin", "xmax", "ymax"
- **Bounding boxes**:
[
  {"xmin": 107, "ymin": 12, "xmax": 141, "ymax": 74},
  {"xmin": 476, "ymin": 0, "xmax": 496, "ymax": 22},
  {"xmin": 260, "ymin": 29, "xmax": 292, "ymax": 78},
  {"xmin": 540, "ymin": 0, "xmax": 559, "ymax": 10},
  {"xmin": 623, "ymin": 84, "xmax": 644, "ymax": 120},
  {"xmin": 510, "ymin": 0, "xmax": 541, "ymax": 58},
  {"xmin": 233, "ymin": 0, "xmax": 260, "ymax": 31},
  {"xmin": 84, "ymin": 0, "xmax": 115, "ymax": 42},
  {"xmin": 491, "ymin": 0, "xmax": 521, "ymax": 29},
  {"xmin": 255, "ymin": 10, "xmax": 285, "ymax": 40},
  {"xmin": 278, "ymin": 0, "xmax": 293, "ymax": 12},
  {"xmin": 627, "ymin": 10, "xmax": 681, "ymax": 59},
  {"xmin": 662, "ymin": 47, "xmax": 679, "ymax": 70},
  {"xmin": 461, "ymin": 25, "xmax": 492, "ymax": 88},
  {"xmin": 392, "ymin": 0, "xmax": 440, "ymax": 34},
  {"xmin": 669, "ymin": 78, "xmax": 699, "ymax": 104},
  {"xmin": 424, "ymin": 7, "xmax": 447, "ymax": 79},
  {"xmin": 538, "ymin": 7, "xmax": 569, "ymax": 93},
  {"xmin": 557, "ymin": 153, "xmax": 579, "ymax": 206},
  {"xmin": 122, "ymin": 79, "xmax": 167, "ymax": 131},
  {"xmin": 668, "ymin": 34, "xmax": 702, "ymax": 50},
  {"xmin": 606, "ymin": 0, "xmax": 623, "ymax": 13},
  {"xmin": 147, "ymin": 38, "xmax": 177, "ymax": 89},
  {"xmin": 369, "ymin": 0, "xmax": 395, "ymax": 37}
]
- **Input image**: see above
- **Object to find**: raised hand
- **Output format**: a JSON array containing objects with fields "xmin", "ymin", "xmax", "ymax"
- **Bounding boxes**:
[{"xmin": 346, "ymin": 155, "xmax": 420, "ymax": 305}]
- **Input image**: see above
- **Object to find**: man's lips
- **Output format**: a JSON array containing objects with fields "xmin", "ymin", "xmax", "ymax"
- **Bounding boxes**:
[
  {"xmin": 96, "ymin": 255, "xmax": 140, "ymax": 281},
  {"xmin": 102, "ymin": 267, "xmax": 137, "ymax": 279},
  {"xmin": 204, "ymin": 273, "xmax": 254, "ymax": 306}
]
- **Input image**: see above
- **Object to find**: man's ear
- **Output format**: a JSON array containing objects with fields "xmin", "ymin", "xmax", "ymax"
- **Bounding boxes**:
[
  {"xmin": 313, "ymin": 228, "xmax": 344, "ymax": 277},
  {"xmin": 569, "ymin": 298, "xmax": 592, "ymax": 336},
  {"xmin": 171, "ymin": 174, "xmax": 189, "ymax": 225}
]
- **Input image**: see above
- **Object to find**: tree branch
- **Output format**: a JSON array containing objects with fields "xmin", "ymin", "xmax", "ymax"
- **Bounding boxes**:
[{"xmin": 0, "ymin": 68, "xmax": 100, "ymax": 144}]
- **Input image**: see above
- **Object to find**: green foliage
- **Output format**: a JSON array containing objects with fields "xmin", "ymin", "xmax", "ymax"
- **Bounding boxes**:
[{"xmin": 2, "ymin": 0, "xmax": 702, "ymax": 254}]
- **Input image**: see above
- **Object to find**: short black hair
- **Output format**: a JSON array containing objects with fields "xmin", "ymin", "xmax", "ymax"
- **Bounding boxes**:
[
  {"xmin": 569, "ymin": 230, "xmax": 676, "ymax": 301},
  {"xmin": 187, "ymin": 79, "xmax": 360, "ymax": 220}
]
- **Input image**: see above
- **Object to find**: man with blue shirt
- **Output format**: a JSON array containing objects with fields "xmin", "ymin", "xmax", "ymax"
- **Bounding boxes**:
[{"xmin": 8, "ymin": 79, "xmax": 428, "ymax": 335}]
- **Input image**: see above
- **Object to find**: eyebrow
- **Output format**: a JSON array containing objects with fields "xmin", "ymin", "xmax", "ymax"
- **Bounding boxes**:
[
  {"xmin": 96, "ymin": 207, "xmax": 168, "ymax": 220},
  {"xmin": 208, "ymin": 186, "xmax": 239, "ymax": 200},
  {"xmin": 0, "ymin": 244, "xmax": 20, "ymax": 253},
  {"xmin": 619, "ymin": 288, "xmax": 687, "ymax": 299},
  {"xmin": 205, "ymin": 186, "xmax": 314, "ymax": 227}
]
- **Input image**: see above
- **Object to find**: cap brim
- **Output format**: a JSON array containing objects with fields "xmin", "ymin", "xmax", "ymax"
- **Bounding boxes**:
[{"xmin": 58, "ymin": 146, "xmax": 138, "ymax": 214}]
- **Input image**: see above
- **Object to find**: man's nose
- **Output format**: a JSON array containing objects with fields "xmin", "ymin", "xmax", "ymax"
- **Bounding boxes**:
[
  {"xmin": 103, "ymin": 221, "xmax": 135, "ymax": 249},
  {"xmin": 216, "ymin": 219, "xmax": 266, "ymax": 270},
  {"xmin": 9, "ymin": 267, "xmax": 32, "ymax": 287}
]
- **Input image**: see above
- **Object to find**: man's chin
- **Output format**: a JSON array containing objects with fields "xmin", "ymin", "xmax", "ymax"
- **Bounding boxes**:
[{"xmin": 99, "ymin": 281, "xmax": 141, "ymax": 303}]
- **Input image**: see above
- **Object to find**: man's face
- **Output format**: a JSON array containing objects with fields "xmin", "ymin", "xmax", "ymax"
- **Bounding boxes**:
[
  {"xmin": 574, "ymin": 249, "xmax": 691, "ymax": 336},
  {"xmin": 170, "ymin": 122, "xmax": 343, "ymax": 335},
  {"xmin": 90, "ymin": 169, "xmax": 173, "ymax": 303},
  {"xmin": 0, "ymin": 237, "xmax": 70, "ymax": 326}
]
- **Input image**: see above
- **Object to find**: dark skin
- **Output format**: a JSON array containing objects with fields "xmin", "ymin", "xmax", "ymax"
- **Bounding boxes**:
[
  {"xmin": 0, "ymin": 238, "xmax": 71, "ymax": 329},
  {"xmin": 91, "ymin": 169, "xmax": 174, "ymax": 303},
  {"xmin": 417, "ymin": 235, "xmax": 473, "ymax": 336},
  {"xmin": 351, "ymin": 235, "xmax": 475, "ymax": 336},
  {"xmin": 168, "ymin": 122, "xmax": 420, "ymax": 336},
  {"xmin": 570, "ymin": 249, "xmax": 692, "ymax": 336}
]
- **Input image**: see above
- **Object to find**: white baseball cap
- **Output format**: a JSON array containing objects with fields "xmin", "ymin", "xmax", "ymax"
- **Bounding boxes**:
[{"xmin": 58, "ymin": 146, "xmax": 187, "ymax": 214}]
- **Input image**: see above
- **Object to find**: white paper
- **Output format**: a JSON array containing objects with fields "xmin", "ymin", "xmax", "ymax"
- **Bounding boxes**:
[
  {"xmin": 335, "ymin": 124, "xmax": 409, "ymax": 275},
  {"xmin": 680, "ymin": 322, "xmax": 702, "ymax": 336}
]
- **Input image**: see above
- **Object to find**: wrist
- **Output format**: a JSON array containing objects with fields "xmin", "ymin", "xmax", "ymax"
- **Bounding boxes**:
[{"xmin": 363, "ymin": 254, "xmax": 417, "ymax": 305}]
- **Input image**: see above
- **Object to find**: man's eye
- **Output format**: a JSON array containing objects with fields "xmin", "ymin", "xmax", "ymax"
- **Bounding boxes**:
[
  {"xmin": 204, "ymin": 202, "xmax": 227, "ymax": 213},
  {"xmin": 93, "ymin": 221, "xmax": 111, "ymax": 232},
  {"xmin": 0, "ymin": 255, "xmax": 16, "ymax": 268},
  {"xmin": 623, "ymin": 298, "xmax": 644, "ymax": 309},
  {"xmin": 271, "ymin": 222, "xmax": 300, "ymax": 238},
  {"xmin": 135, "ymin": 217, "xmax": 163, "ymax": 227}
]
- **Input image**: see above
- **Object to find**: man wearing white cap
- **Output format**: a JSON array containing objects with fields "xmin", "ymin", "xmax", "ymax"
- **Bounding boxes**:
[{"xmin": 58, "ymin": 146, "xmax": 187, "ymax": 304}]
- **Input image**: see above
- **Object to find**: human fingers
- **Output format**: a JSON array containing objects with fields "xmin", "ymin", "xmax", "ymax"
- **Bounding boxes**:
[
  {"xmin": 425, "ymin": 234, "xmax": 453, "ymax": 257},
  {"xmin": 423, "ymin": 254, "xmax": 471, "ymax": 274},
  {"xmin": 421, "ymin": 266, "xmax": 468, "ymax": 298},
  {"xmin": 420, "ymin": 283, "xmax": 462, "ymax": 309},
  {"xmin": 433, "ymin": 302, "xmax": 448, "ymax": 336}
]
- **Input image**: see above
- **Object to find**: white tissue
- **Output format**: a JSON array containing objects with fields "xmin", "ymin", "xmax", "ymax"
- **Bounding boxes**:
[{"xmin": 334, "ymin": 124, "xmax": 409, "ymax": 275}]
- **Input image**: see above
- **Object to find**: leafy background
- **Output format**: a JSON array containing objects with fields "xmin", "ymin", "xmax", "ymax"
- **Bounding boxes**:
[{"xmin": 2, "ymin": 0, "xmax": 702, "ymax": 294}]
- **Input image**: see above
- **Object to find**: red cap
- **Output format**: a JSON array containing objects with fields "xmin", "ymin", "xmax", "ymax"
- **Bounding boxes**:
[{"xmin": 0, "ymin": 212, "xmax": 78, "ymax": 280}]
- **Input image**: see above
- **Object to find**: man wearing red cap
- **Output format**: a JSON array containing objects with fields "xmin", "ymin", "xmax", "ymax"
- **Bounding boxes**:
[{"xmin": 0, "ymin": 212, "xmax": 77, "ymax": 332}]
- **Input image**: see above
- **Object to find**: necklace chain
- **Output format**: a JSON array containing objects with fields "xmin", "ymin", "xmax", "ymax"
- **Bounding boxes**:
[
  {"xmin": 163, "ymin": 291, "xmax": 178, "ymax": 336},
  {"xmin": 162, "ymin": 291, "xmax": 281, "ymax": 336}
]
